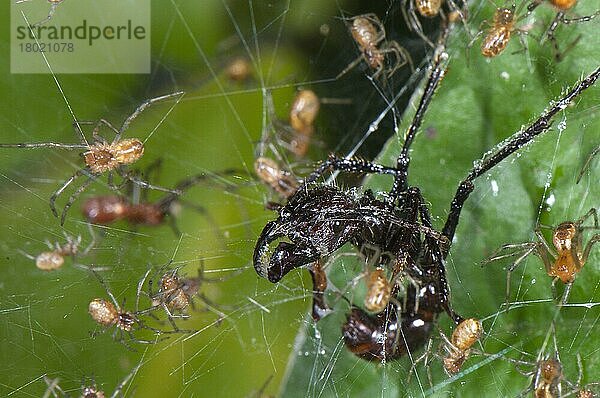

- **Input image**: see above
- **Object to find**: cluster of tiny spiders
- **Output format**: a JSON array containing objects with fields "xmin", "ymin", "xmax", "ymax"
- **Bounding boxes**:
[
  {"xmin": 3, "ymin": 0, "xmax": 599, "ymax": 395},
  {"xmin": 1, "ymin": 81, "xmax": 243, "ymax": 394},
  {"xmin": 253, "ymin": 88, "xmax": 322, "ymax": 203},
  {"xmin": 250, "ymin": 2, "xmax": 600, "ymax": 390},
  {"xmin": 1, "ymin": 91, "xmax": 186, "ymax": 225},
  {"xmin": 84, "ymin": 260, "xmax": 233, "ymax": 348}
]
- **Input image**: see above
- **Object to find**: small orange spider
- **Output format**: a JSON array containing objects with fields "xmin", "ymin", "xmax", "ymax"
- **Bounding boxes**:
[
  {"xmin": 337, "ymin": 13, "xmax": 414, "ymax": 80},
  {"xmin": 485, "ymin": 208, "xmax": 599, "ymax": 304},
  {"xmin": 0, "ymin": 92, "xmax": 184, "ymax": 225},
  {"xmin": 441, "ymin": 318, "xmax": 483, "ymax": 375},
  {"xmin": 254, "ymin": 156, "xmax": 299, "ymax": 200}
]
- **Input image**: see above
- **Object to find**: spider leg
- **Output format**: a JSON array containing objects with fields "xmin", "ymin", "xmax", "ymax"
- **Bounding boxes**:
[
  {"xmin": 406, "ymin": 335, "xmax": 434, "ymax": 387},
  {"xmin": 109, "ymin": 361, "xmax": 144, "ymax": 398},
  {"xmin": 136, "ymin": 268, "xmax": 153, "ymax": 313},
  {"xmin": 576, "ymin": 207, "xmax": 599, "ymax": 229},
  {"xmin": 116, "ymin": 167, "xmax": 181, "ymax": 194},
  {"xmin": 556, "ymin": 279, "xmax": 573, "ymax": 306},
  {"xmin": 381, "ymin": 41, "xmax": 415, "ymax": 76},
  {"xmin": 88, "ymin": 119, "xmax": 121, "ymax": 142},
  {"xmin": 80, "ymin": 223, "xmax": 97, "ymax": 256},
  {"xmin": 60, "ymin": 175, "xmax": 95, "ymax": 225},
  {"xmin": 117, "ymin": 91, "xmax": 185, "ymax": 141},
  {"xmin": 17, "ymin": 249, "xmax": 36, "ymax": 261},
  {"xmin": 91, "ymin": 270, "xmax": 122, "ymax": 312},
  {"xmin": 406, "ymin": 187, "xmax": 461, "ymax": 322},
  {"xmin": 42, "ymin": 376, "xmax": 64, "ymax": 398},
  {"xmin": 49, "ymin": 168, "xmax": 89, "ymax": 218},
  {"xmin": 581, "ymin": 234, "xmax": 600, "ymax": 265},
  {"xmin": 336, "ymin": 55, "xmax": 366, "ymax": 80},
  {"xmin": 442, "ymin": 67, "xmax": 600, "ymax": 243},
  {"xmin": 0, "ymin": 142, "xmax": 87, "ymax": 149}
]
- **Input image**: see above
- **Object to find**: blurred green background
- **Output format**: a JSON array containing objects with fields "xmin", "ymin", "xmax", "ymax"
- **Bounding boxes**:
[{"xmin": 0, "ymin": 0, "xmax": 599, "ymax": 397}]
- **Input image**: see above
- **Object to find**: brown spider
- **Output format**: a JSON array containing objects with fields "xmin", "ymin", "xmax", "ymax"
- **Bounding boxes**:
[
  {"xmin": 224, "ymin": 56, "xmax": 253, "ymax": 83},
  {"xmin": 364, "ymin": 267, "xmax": 392, "ymax": 314},
  {"xmin": 16, "ymin": 0, "xmax": 64, "ymax": 27},
  {"xmin": 88, "ymin": 271, "xmax": 172, "ymax": 347},
  {"xmin": 502, "ymin": 352, "xmax": 572, "ymax": 398},
  {"xmin": 287, "ymin": 89, "xmax": 320, "ymax": 157},
  {"xmin": 258, "ymin": 89, "xmax": 321, "ymax": 161},
  {"xmin": 484, "ymin": 208, "xmax": 600, "ymax": 305},
  {"xmin": 441, "ymin": 317, "xmax": 483, "ymax": 375},
  {"xmin": 19, "ymin": 224, "xmax": 96, "ymax": 271},
  {"xmin": 138, "ymin": 262, "xmax": 236, "ymax": 331},
  {"xmin": 0, "ymin": 91, "xmax": 184, "ymax": 225},
  {"xmin": 254, "ymin": 156, "xmax": 299, "ymax": 200},
  {"xmin": 337, "ymin": 13, "xmax": 414, "ymax": 80}
]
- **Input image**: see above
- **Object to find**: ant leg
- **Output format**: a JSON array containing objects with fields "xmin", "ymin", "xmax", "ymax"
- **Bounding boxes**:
[
  {"xmin": 391, "ymin": 53, "xmax": 447, "ymax": 199},
  {"xmin": 442, "ymin": 67, "xmax": 600, "ymax": 242},
  {"xmin": 177, "ymin": 199, "xmax": 225, "ymax": 242},
  {"xmin": 303, "ymin": 154, "xmax": 402, "ymax": 186},
  {"xmin": 49, "ymin": 168, "xmax": 88, "ymax": 218},
  {"xmin": 167, "ymin": 217, "xmax": 182, "ymax": 237},
  {"xmin": 117, "ymin": 91, "xmax": 185, "ymax": 140},
  {"xmin": 60, "ymin": 176, "xmax": 95, "ymax": 225}
]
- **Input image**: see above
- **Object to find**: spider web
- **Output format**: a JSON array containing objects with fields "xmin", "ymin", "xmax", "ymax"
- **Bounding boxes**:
[{"xmin": 0, "ymin": 1, "xmax": 599, "ymax": 397}]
